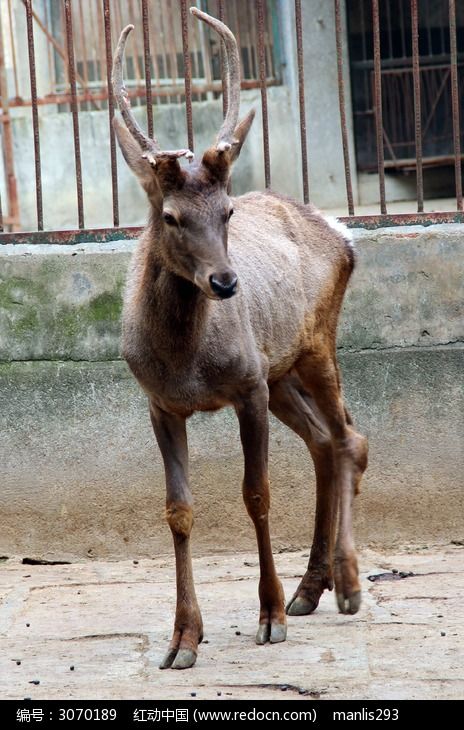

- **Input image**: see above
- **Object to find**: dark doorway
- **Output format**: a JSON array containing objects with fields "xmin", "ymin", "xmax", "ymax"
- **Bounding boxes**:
[{"xmin": 347, "ymin": 0, "xmax": 464, "ymax": 172}]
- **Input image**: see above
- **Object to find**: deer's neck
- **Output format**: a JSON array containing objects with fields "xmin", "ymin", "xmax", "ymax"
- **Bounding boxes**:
[{"xmin": 143, "ymin": 249, "xmax": 210, "ymax": 354}]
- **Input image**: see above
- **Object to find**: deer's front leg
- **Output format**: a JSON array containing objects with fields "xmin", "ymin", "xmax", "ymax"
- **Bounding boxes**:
[
  {"xmin": 150, "ymin": 403, "xmax": 203, "ymax": 670},
  {"xmin": 235, "ymin": 381, "xmax": 287, "ymax": 645}
]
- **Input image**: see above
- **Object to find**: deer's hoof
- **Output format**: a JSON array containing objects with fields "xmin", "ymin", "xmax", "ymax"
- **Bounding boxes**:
[
  {"xmin": 286, "ymin": 595, "xmax": 318, "ymax": 616},
  {"xmin": 255, "ymin": 621, "xmax": 287, "ymax": 645},
  {"xmin": 270, "ymin": 622, "xmax": 287, "ymax": 643},
  {"xmin": 159, "ymin": 649, "xmax": 177, "ymax": 670},
  {"xmin": 336, "ymin": 590, "xmax": 361, "ymax": 615},
  {"xmin": 159, "ymin": 647, "xmax": 197, "ymax": 670},
  {"xmin": 172, "ymin": 648, "xmax": 197, "ymax": 669}
]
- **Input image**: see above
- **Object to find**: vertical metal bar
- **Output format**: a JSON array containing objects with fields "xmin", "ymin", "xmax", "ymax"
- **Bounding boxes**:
[
  {"xmin": 372, "ymin": 0, "xmax": 386, "ymax": 214},
  {"xmin": 411, "ymin": 0, "xmax": 423, "ymax": 212},
  {"xmin": 64, "ymin": 0, "xmax": 84, "ymax": 228},
  {"xmin": 295, "ymin": 0, "xmax": 309, "ymax": 204},
  {"xmin": 180, "ymin": 0, "xmax": 194, "ymax": 152},
  {"xmin": 334, "ymin": 0, "xmax": 354, "ymax": 215},
  {"xmin": 449, "ymin": 0, "xmax": 463, "ymax": 211},
  {"xmin": 24, "ymin": 0, "xmax": 43, "ymax": 229},
  {"xmin": 257, "ymin": 0, "xmax": 270, "ymax": 188},
  {"xmin": 217, "ymin": 0, "xmax": 228, "ymax": 117},
  {"xmin": 103, "ymin": 0, "xmax": 119, "ymax": 226},
  {"xmin": 141, "ymin": 0, "xmax": 154, "ymax": 138}
]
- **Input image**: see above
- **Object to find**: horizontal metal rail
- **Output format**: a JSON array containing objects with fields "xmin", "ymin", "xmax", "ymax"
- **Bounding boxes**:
[{"xmin": 2, "ymin": 209, "xmax": 464, "ymax": 247}]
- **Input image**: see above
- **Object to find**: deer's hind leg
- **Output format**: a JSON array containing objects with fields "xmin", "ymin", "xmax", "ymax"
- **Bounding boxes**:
[
  {"xmin": 294, "ymin": 349, "xmax": 368, "ymax": 615},
  {"xmin": 269, "ymin": 373, "xmax": 338, "ymax": 615}
]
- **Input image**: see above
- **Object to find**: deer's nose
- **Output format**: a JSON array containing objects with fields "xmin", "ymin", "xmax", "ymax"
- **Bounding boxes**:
[{"xmin": 209, "ymin": 272, "xmax": 238, "ymax": 299}]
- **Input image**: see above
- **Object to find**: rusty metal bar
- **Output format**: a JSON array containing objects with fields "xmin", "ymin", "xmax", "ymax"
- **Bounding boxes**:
[
  {"xmin": 294, "ymin": 0, "xmax": 309, "ymax": 204},
  {"xmin": 372, "ymin": 0, "xmax": 386, "ymax": 214},
  {"xmin": 341, "ymin": 210, "xmax": 464, "ymax": 229},
  {"xmin": 334, "ymin": 0, "xmax": 354, "ymax": 215},
  {"xmin": 0, "ymin": 226, "xmax": 144, "ymax": 246},
  {"xmin": 103, "ymin": 0, "xmax": 119, "ymax": 227},
  {"xmin": 449, "ymin": 0, "xmax": 463, "ymax": 211},
  {"xmin": 257, "ymin": 0, "xmax": 270, "ymax": 188},
  {"xmin": 4, "ymin": 207, "xmax": 464, "ymax": 246},
  {"xmin": 24, "ymin": 0, "xmax": 42, "ymax": 230},
  {"xmin": 20, "ymin": 0, "xmax": 92, "ymax": 101},
  {"xmin": 64, "ymin": 0, "xmax": 84, "ymax": 229},
  {"xmin": 411, "ymin": 0, "xmax": 423, "ymax": 213},
  {"xmin": 180, "ymin": 0, "xmax": 194, "ymax": 152},
  {"xmin": 4, "ymin": 79, "xmax": 277, "ymax": 110},
  {"xmin": 141, "ymin": 0, "xmax": 154, "ymax": 138}
]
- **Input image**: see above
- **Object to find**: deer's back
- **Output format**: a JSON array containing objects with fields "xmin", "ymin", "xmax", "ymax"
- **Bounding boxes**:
[{"xmin": 227, "ymin": 191, "xmax": 353, "ymax": 379}]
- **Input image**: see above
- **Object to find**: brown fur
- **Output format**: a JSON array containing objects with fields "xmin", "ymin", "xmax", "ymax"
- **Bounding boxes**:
[{"xmin": 112, "ymin": 12, "xmax": 367, "ymax": 671}]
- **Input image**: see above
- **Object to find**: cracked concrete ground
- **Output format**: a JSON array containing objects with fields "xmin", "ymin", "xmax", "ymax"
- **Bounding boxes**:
[{"xmin": 1, "ymin": 543, "xmax": 463, "ymax": 700}]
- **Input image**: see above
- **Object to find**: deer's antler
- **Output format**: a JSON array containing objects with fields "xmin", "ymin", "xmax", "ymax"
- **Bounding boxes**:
[
  {"xmin": 190, "ymin": 8, "xmax": 241, "ymax": 152},
  {"xmin": 112, "ymin": 25, "xmax": 193, "ymax": 166}
]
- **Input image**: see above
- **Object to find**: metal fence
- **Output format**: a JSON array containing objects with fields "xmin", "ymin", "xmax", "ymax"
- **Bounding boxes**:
[{"xmin": 0, "ymin": 0, "xmax": 463, "ymax": 243}]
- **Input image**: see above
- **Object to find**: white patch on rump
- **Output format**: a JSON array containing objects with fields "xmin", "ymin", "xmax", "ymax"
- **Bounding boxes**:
[{"xmin": 323, "ymin": 215, "xmax": 355, "ymax": 250}]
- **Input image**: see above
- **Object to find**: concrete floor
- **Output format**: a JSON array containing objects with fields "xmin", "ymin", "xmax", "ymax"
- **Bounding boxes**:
[{"xmin": 1, "ymin": 543, "xmax": 463, "ymax": 700}]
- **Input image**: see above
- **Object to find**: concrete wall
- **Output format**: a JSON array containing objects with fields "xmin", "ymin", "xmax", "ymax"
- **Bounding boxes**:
[{"xmin": 1, "ymin": 224, "xmax": 463, "ymax": 560}]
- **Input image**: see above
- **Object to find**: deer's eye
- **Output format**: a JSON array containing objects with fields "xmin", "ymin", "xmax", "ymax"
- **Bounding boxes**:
[
  {"xmin": 223, "ymin": 208, "xmax": 234, "ymax": 224},
  {"xmin": 163, "ymin": 212, "xmax": 178, "ymax": 226}
]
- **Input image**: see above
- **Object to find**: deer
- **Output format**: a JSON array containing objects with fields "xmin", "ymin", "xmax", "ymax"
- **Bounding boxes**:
[{"xmin": 112, "ymin": 7, "xmax": 368, "ymax": 670}]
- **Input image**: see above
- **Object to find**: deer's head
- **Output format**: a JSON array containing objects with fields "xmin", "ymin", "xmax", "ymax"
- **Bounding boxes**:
[{"xmin": 112, "ymin": 8, "xmax": 254, "ymax": 300}]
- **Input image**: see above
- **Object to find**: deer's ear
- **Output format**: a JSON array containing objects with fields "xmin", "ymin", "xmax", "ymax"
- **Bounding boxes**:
[
  {"xmin": 114, "ymin": 118, "xmax": 186, "ymax": 199},
  {"xmin": 113, "ymin": 118, "xmax": 156, "ymax": 191},
  {"xmin": 201, "ymin": 109, "xmax": 255, "ymax": 185},
  {"xmin": 229, "ymin": 108, "xmax": 255, "ymax": 164}
]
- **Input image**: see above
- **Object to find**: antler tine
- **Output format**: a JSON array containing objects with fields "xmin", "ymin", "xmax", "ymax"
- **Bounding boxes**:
[
  {"xmin": 112, "ymin": 25, "xmax": 194, "ymax": 166},
  {"xmin": 112, "ymin": 25, "xmax": 159, "ymax": 160},
  {"xmin": 190, "ymin": 7, "xmax": 240, "ymax": 152}
]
